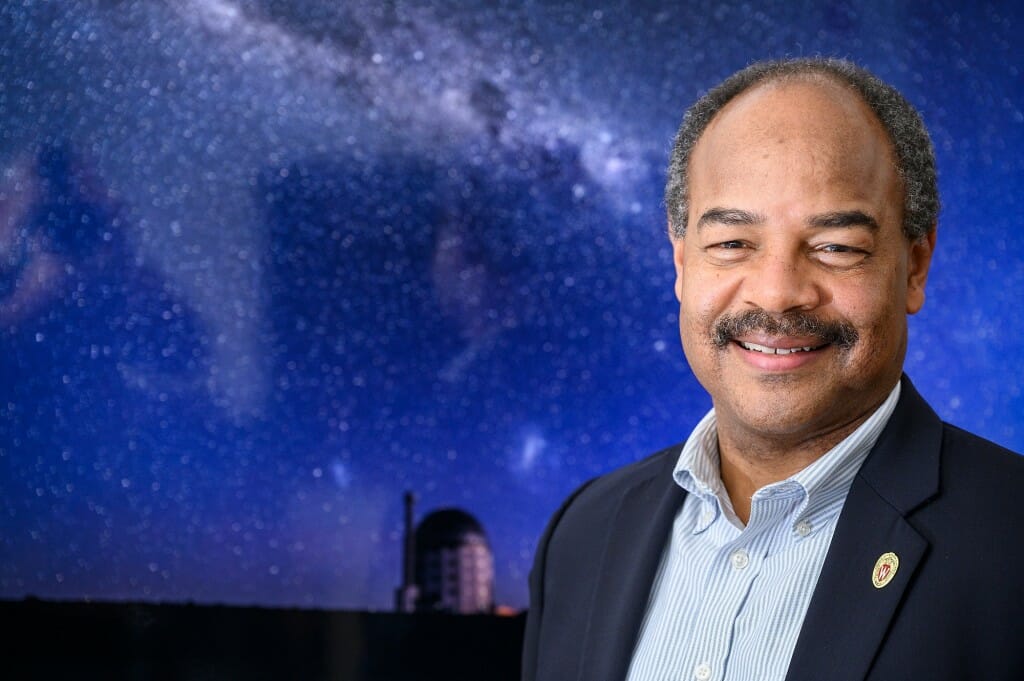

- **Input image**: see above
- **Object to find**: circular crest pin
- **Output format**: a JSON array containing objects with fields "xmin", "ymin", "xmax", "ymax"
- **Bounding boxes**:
[{"xmin": 872, "ymin": 552, "xmax": 899, "ymax": 589}]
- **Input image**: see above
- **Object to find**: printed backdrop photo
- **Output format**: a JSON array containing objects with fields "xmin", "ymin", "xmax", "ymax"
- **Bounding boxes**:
[{"xmin": 2, "ymin": 0, "xmax": 1022, "ymax": 611}]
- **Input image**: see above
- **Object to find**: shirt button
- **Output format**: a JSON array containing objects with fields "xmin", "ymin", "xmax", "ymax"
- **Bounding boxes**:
[
  {"xmin": 730, "ymin": 549, "xmax": 749, "ymax": 570},
  {"xmin": 694, "ymin": 662, "xmax": 712, "ymax": 680},
  {"xmin": 796, "ymin": 520, "xmax": 812, "ymax": 537}
]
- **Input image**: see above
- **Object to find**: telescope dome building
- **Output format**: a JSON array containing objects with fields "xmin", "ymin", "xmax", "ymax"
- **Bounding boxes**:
[
  {"xmin": 394, "ymin": 493, "xmax": 496, "ymax": 615},
  {"xmin": 414, "ymin": 508, "xmax": 495, "ymax": 614}
]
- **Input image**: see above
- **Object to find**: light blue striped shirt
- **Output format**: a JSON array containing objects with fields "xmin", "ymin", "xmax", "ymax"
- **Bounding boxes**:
[{"xmin": 625, "ymin": 383, "xmax": 901, "ymax": 681}]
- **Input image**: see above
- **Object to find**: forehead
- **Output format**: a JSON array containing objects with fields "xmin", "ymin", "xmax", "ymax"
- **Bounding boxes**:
[
  {"xmin": 702, "ymin": 76, "xmax": 889, "ymax": 152},
  {"xmin": 689, "ymin": 78, "xmax": 901, "ymax": 212}
]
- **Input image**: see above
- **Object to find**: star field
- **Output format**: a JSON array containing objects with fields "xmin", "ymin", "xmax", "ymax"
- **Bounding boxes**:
[{"xmin": 1, "ymin": 0, "xmax": 1022, "ymax": 609}]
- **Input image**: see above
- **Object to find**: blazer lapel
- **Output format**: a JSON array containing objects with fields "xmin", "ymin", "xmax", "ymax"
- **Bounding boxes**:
[
  {"xmin": 784, "ymin": 479, "xmax": 929, "ymax": 681},
  {"xmin": 579, "ymin": 453, "xmax": 686, "ymax": 681},
  {"xmin": 785, "ymin": 377, "xmax": 943, "ymax": 681}
]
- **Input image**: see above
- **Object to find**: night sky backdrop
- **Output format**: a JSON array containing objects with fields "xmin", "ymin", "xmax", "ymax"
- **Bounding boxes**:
[{"xmin": 2, "ymin": 1, "xmax": 1022, "ymax": 610}]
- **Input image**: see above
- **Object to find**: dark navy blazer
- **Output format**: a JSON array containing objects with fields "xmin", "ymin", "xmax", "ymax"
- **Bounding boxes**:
[{"xmin": 522, "ymin": 377, "xmax": 1024, "ymax": 681}]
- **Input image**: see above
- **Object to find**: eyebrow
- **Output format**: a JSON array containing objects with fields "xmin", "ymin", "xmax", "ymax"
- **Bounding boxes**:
[
  {"xmin": 696, "ymin": 208, "xmax": 765, "ymax": 229},
  {"xmin": 695, "ymin": 208, "xmax": 880, "ymax": 231},
  {"xmin": 807, "ymin": 210, "xmax": 880, "ymax": 231}
]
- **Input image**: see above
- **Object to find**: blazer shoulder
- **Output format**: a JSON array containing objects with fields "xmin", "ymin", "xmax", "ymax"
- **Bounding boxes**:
[
  {"xmin": 523, "ymin": 442, "xmax": 684, "ymax": 680},
  {"xmin": 533, "ymin": 442, "xmax": 683, "ymax": 558},
  {"xmin": 939, "ymin": 421, "xmax": 1024, "ymax": 499},
  {"xmin": 562, "ymin": 442, "xmax": 683, "ymax": 518},
  {"xmin": 941, "ymin": 421, "xmax": 1022, "ymax": 461}
]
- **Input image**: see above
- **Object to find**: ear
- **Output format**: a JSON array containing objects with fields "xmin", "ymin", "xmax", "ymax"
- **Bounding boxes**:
[
  {"xmin": 671, "ymin": 228, "xmax": 686, "ymax": 303},
  {"xmin": 906, "ymin": 227, "xmax": 936, "ymax": 315}
]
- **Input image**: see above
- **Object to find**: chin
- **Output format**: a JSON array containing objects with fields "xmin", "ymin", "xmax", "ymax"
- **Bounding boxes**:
[
  {"xmin": 733, "ymin": 402, "xmax": 823, "ymax": 437},
  {"xmin": 713, "ymin": 379, "xmax": 835, "ymax": 434}
]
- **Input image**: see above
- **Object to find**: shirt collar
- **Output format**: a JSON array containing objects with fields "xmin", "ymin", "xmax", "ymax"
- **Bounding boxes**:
[{"xmin": 673, "ymin": 382, "xmax": 902, "ymax": 532}]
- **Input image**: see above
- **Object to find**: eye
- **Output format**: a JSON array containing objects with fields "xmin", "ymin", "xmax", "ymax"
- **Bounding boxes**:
[
  {"xmin": 715, "ymin": 240, "xmax": 746, "ymax": 249},
  {"xmin": 704, "ymin": 239, "xmax": 751, "ymax": 252},
  {"xmin": 702, "ymin": 239, "xmax": 753, "ymax": 263},
  {"xmin": 814, "ymin": 243, "xmax": 870, "ymax": 266}
]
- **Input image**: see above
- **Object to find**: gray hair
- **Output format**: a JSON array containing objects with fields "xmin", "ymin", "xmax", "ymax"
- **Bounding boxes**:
[{"xmin": 665, "ymin": 58, "xmax": 939, "ymax": 240}]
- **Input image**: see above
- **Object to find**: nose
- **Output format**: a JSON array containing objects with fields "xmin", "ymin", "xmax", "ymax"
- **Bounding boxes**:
[{"xmin": 743, "ymin": 251, "xmax": 824, "ymax": 314}]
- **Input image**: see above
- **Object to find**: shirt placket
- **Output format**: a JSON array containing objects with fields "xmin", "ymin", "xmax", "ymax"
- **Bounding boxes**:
[
  {"xmin": 685, "ymin": 491, "xmax": 801, "ymax": 681},
  {"xmin": 680, "ymin": 521, "xmax": 763, "ymax": 681}
]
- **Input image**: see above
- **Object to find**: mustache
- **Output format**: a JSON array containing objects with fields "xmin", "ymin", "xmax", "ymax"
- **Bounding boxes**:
[{"xmin": 712, "ymin": 309, "xmax": 859, "ymax": 349}]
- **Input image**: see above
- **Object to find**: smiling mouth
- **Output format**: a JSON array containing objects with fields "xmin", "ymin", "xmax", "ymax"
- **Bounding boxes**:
[{"xmin": 736, "ymin": 340, "xmax": 829, "ymax": 355}]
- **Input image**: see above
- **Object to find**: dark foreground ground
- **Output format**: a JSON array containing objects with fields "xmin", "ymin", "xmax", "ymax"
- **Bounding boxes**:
[{"xmin": 0, "ymin": 598, "xmax": 526, "ymax": 680}]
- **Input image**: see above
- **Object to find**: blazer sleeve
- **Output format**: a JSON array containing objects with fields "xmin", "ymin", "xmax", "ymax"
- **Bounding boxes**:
[{"xmin": 521, "ymin": 478, "xmax": 596, "ymax": 681}]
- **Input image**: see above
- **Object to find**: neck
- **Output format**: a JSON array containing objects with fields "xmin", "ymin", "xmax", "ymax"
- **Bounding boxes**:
[{"xmin": 715, "ymin": 404, "xmax": 883, "ymax": 525}]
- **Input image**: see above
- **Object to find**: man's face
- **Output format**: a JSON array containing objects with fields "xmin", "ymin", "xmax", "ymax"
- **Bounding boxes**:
[{"xmin": 673, "ymin": 79, "xmax": 935, "ymax": 446}]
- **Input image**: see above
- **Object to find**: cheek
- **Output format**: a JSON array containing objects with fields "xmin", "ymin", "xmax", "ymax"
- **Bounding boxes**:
[
  {"xmin": 678, "ymin": 300, "xmax": 721, "ymax": 368},
  {"xmin": 834, "ymin": 287, "xmax": 907, "ymax": 358},
  {"xmin": 832, "ymin": 271, "xmax": 903, "ymax": 325},
  {"xmin": 681, "ymin": 268, "xmax": 734, "ymax": 318},
  {"xmin": 678, "ymin": 290, "xmax": 713, "ymax": 336}
]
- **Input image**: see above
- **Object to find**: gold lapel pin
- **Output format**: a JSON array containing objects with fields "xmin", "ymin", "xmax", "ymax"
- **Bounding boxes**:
[{"xmin": 872, "ymin": 552, "xmax": 899, "ymax": 588}]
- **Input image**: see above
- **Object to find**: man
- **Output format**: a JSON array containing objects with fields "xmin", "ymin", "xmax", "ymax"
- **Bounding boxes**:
[{"xmin": 522, "ymin": 58, "xmax": 1024, "ymax": 681}]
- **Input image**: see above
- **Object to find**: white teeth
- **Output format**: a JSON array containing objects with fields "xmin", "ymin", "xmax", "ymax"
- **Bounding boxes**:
[{"xmin": 739, "ymin": 341, "xmax": 817, "ymax": 355}]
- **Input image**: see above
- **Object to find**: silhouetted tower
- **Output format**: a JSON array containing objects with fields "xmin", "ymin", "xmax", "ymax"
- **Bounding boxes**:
[{"xmin": 394, "ymin": 491, "xmax": 419, "ymax": 613}]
